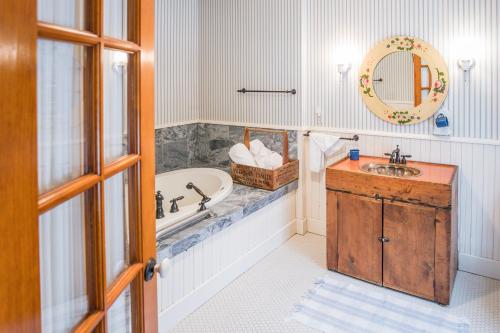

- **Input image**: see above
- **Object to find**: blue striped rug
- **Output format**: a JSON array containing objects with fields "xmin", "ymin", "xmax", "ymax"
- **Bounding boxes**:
[{"xmin": 290, "ymin": 276, "xmax": 470, "ymax": 333}]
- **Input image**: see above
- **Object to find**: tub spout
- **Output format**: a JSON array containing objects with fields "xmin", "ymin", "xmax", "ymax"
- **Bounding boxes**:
[{"xmin": 186, "ymin": 182, "xmax": 212, "ymax": 211}]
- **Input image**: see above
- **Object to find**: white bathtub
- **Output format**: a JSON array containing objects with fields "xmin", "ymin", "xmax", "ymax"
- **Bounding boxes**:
[{"xmin": 155, "ymin": 168, "xmax": 233, "ymax": 233}]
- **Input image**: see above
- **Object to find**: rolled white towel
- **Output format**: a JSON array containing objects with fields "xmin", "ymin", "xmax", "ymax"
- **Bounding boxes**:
[
  {"xmin": 229, "ymin": 143, "xmax": 258, "ymax": 167},
  {"xmin": 250, "ymin": 139, "xmax": 283, "ymax": 169},
  {"xmin": 249, "ymin": 139, "xmax": 265, "ymax": 156}
]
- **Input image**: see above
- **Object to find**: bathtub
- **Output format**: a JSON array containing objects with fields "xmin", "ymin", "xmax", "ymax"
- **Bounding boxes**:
[{"xmin": 155, "ymin": 168, "xmax": 233, "ymax": 233}]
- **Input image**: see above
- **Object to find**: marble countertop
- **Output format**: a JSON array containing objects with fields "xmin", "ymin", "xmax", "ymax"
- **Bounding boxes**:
[{"xmin": 156, "ymin": 180, "xmax": 298, "ymax": 261}]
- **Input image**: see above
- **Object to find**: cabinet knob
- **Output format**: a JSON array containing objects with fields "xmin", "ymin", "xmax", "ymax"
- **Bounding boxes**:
[
  {"xmin": 374, "ymin": 194, "xmax": 382, "ymax": 200},
  {"xmin": 378, "ymin": 236, "xmax": 390, "ymax": 243}
]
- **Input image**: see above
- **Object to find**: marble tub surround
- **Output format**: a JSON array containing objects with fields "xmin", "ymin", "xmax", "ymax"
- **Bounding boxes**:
[
  {"xmin": 156, "ymin": 180, "xmax": 298, "ymax": 261},
  {"xmin": 155, "ymin": 123, "xmax": 298, "ymax": 173},
  {"xmin": 155, "ymin": 123, "xmax": 198, "ymax": 173}
]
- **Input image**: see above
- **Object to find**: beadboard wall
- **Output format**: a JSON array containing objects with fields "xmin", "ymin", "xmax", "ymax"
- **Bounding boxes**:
[
  {"xmin": 198, "ymin": 0, "xmax": 302, "ymax": 127},
  {"xmin": 154, "ymin": 0, "xmax": 500, "ymax": 278},
  {"xmin": 300, "ymin": 0, "xmax": 500, "ymax": 279},
  {"xmin": 302, "ymin": 0, "xmax": 500, "ymax": 139},
  {"xmin": 302, "ymin": 131, "xmax": 500, "ymax": 279},
  {"xmin": 155, "ymin": 0, "xmax": 199, "ymax": 127}
]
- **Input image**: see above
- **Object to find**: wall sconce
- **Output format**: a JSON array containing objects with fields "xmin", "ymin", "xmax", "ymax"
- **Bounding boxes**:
[
  {"xmin": 337, "ymin": 63, "xmax": 351, "ymax": 76},
  {"xmin": 457, "ymin": 58, "xmax": 475, "ymax": 83},
  {"xmin": 457, "ymin": 58, "xmax": 475, "ymax": 71}
]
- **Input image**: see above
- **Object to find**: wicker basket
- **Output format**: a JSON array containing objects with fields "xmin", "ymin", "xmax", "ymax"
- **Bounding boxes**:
[{"xmin": 230, "ymin": 127, "xmax": 299, "ymax": 190}]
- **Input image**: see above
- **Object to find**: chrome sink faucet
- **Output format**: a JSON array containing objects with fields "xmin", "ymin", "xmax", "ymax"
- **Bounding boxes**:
[{"xmin": 385, "ymin": 145, "xmax": 411, "ymax": 164}]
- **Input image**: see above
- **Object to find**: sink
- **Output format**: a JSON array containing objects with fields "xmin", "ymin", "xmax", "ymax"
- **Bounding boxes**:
[{"xmin": 360, "ymin": 163, "xmax": 421, "ymax": 177}]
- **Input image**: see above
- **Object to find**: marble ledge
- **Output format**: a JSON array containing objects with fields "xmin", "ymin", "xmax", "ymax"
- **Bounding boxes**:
[{"xmin": 156, "ymin": 180, "xmax": 298, "ymax": 261}]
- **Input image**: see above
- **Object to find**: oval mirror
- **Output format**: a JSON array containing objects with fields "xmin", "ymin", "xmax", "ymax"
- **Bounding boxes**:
[{"xmin": 359, "ymin": 36, "xmax": 449, "ymax": 125}]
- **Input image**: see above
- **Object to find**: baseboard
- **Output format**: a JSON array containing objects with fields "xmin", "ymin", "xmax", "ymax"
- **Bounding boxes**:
[
  {"xmin": 158, "ymin": 221, "xmax": 297, "ymax": 332},
  {"xmin": 459, "ymin": 253, "xmax": 500, "ymax": 281},
  {"xmin": 295, "ymin": 218, "xmax": 307, "ymax": 235},
  {"xmin": 307, "ymin": 218, "xmax": 326, "ymax": 236}
]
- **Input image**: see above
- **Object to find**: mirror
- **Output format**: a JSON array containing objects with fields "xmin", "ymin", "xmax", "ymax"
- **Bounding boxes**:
[
  {"xmin": 359, "ymin": 36, "xmax": 449, "ymax": 125},
  {"xmin": 373, "ymin": 53, "xmax": 430, "ymax": 109}
]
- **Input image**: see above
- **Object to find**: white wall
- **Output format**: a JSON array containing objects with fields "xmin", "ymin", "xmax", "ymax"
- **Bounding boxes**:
[
  {"xmin": 303, "ymin": 132, "xmax": 500, "ymax": 280},
  {"xmin": 302, "ymin": 0, "xmax": 500, "ymax": 138},
  {"xmin": 300, "ymin": 0, "xmax": 500, "ymax": 279},
  {"xmin": 199, "ymin": 0, "xmax": 303, "ymax": 127},
  {"xmin": 155, "ymin": 0, "xmax": 500, "ymax": 279},
  {"xmin": 155, "ymin": 0, "xmax": 199, "ymax": 127}
]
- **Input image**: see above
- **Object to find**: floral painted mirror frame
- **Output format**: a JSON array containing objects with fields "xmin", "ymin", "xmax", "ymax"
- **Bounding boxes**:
[{"xmin": 359, "ymin": 36, "xmax": 449, "ymax": 125}]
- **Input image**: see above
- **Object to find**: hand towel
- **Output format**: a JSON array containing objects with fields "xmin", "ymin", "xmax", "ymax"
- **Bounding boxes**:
[
  {"xmin": 229, "ymin": 143, "xmax": 258, "ymax": 167},
  {"xmin": 250, "ymin": 139, "xmax": 283, "ymax": 170},
  {"xmin": 309, "ymin": 133, "xmax": 341, "ymax": 173}
]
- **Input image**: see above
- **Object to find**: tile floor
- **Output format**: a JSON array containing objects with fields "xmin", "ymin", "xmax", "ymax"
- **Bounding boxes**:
[{"xmin": 171, "ymin": 233, "xmax": 500, "ymax": 333}]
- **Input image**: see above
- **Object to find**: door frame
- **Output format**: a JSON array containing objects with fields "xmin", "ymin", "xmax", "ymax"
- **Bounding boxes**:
[{"xmin": 0, "ymin": 0, "xmax": 157, "ymax": 332}]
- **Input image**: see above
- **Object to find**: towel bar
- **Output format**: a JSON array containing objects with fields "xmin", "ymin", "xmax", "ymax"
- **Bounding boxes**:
[{"xmin": 303, "ymin": 131, "xmax": 359, "ymax": 141}]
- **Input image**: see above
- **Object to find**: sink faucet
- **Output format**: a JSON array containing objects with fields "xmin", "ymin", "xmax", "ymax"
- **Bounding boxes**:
[
  {"xmin": 385, "ymin": 145, "xmax": 411, "ymax": 164},
  {"xmin": 186, "ymin": 182, "xmax": 211, "ymax": 211}
]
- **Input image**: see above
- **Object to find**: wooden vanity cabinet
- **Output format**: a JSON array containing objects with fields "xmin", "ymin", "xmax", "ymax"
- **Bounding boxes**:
[
  {"xmin": 382, "ymin": 201, "xmax": 436, "ymax": 300},
  {"xmin": 335, "ymin": 192, "xmax": 382, "ymax": 285},
  {"xmin": 326, "ymin": 156, "xmax": 458, "ymax": 305}
]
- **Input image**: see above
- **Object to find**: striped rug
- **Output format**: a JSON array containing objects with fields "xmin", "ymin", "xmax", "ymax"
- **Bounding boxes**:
[{"xmin": 290, "ymin": 276, "xmax": 470, "ymax": 333}]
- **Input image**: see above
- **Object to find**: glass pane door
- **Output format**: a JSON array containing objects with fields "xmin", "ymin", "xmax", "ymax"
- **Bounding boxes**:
[{"xmin": 35, "ymin": 0, "xmax": 156, "ymax": 332}]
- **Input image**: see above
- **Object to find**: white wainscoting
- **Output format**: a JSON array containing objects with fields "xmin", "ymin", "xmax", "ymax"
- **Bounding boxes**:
[
  {"xmin": 157, "ymin": 191, "xmax": 297, "ymax": 332},
  {"xmin": 302, "ymin": 130, "xmax": 500, "ymax": 280}
]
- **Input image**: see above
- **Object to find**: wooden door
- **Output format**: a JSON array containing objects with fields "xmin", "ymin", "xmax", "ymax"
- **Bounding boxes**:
[
  {"xmin": 383, "ymin": 201, "xmax": 436, "ymax": 300},
  {"xmin": 336, "ymin": 193, "xmax": 383, "ymax": 285},
  {"xmin": 0, "ymin": 0, "xmax": 157, "ymax": 332}
]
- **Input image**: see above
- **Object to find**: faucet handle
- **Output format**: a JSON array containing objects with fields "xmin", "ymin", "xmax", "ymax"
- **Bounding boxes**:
[
  {"xmin": 169, "ymin": 196, "xmax": 184, "ymax": 213},
  {"xmin": 401, "ymin": 155, "xmax": 412, "ymax": 164},
  {"xmin": 198, "ymin": 197, "xmax": 211, "ymax": 212},
  {"xmin": 170, "ymin": 196, "xmax": 184, "ymax": 203}
]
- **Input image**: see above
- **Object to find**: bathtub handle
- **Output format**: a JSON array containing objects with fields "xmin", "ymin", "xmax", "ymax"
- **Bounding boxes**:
[
  {"xmin": 199, "ymin": 197, "xmax": 211, "ymax": 212},
  {"xmin": 169, "ymin": 196, "xmax": 184, "ymax": 213}
]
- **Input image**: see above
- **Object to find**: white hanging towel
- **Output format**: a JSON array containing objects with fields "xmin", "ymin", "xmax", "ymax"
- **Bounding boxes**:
[{"xmin": 309, "ymin": 132, "xmax": 341, "ymax": 173}]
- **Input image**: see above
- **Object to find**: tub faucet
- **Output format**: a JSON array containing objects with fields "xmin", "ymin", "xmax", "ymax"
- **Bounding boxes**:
[
  {"xmin": 186, "ymin": 182, "xmax": 211, "ymax": 211},
  {"xmin": 155, "ymin": 191, "xmax": 165, "ymax": 219}
]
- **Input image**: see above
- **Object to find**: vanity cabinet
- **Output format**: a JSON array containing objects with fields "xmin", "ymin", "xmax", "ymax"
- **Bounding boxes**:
[
  {"xmin": 326, "ymin": 156, "xmax": 458, "ymax": 305},
  {"xmin": 334, "ymin": 192, "xmax": 382, "ymax": 285}
]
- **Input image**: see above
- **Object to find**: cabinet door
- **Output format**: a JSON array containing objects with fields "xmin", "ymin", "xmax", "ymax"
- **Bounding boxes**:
[
  {"xmin": 337, "ymin": 193, "xmax": 383, "ymax": 285},
  {"xmin": 383, "ymin": 201, "xmax": 436, "ymax": 300}
]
